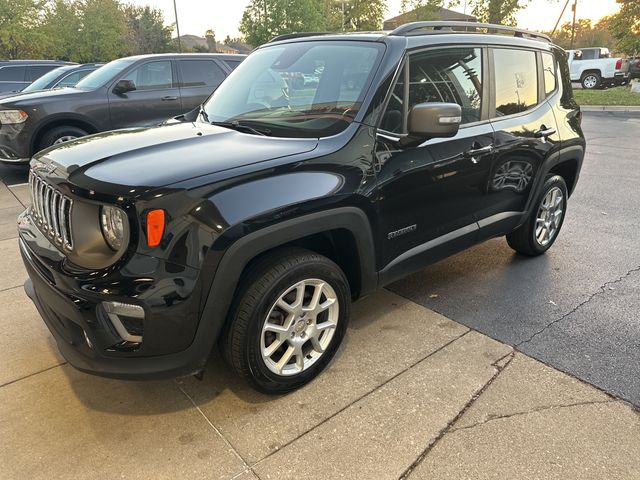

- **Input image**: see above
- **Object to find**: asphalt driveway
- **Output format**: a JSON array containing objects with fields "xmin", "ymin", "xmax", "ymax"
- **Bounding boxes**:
[{"xmin": 389, "ymin": 111, "xmax": 640, "ymax": 406}]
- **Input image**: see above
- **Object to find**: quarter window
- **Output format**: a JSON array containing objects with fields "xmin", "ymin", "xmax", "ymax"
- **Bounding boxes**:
[
  {"xmin": 178, "ymin": 60, "xmax": 226, "ymax": 88},
  {"xmin": 542, "ymin": 52, "xmax": 557, "ymax": 97},
  {"xmin": 120, "ymin": 61, "xmax": 173, "ymax": 90},
  {"xmin": 493, "ymin": 49, "xmax": 538, "ymax": 116}
]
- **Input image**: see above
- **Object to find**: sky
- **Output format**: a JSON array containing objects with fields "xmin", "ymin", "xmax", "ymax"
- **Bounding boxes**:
[{"xmin": 127, "ymin": 0, "xmax": 622, "ymax": 41}]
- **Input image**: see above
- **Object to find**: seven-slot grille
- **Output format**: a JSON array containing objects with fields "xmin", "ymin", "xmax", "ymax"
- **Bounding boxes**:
[{"xmin": 29, "ymin": 170, "xmax": 73, "ymax": 251}]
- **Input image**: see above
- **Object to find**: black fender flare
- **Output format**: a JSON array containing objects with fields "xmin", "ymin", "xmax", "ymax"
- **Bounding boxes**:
[{"xmin": 193, "ymin": 206, "xmax": 378, "ymax": 358}]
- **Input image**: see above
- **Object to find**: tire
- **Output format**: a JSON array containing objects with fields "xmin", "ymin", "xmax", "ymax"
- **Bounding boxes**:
[
  {"xmin": 506, "ymin": 175, "xmax": 568, "ymax": 256},
  {"xmin": 221, "ymin": 248, "xmax": 351, "ymax": 394},
  {"xmin": 38, "ymin": 125, "xmax": 88, "ymax": 151},
  {"xmin": 581, "ymin": 72, "xmax": 601, "ymax": 89}
]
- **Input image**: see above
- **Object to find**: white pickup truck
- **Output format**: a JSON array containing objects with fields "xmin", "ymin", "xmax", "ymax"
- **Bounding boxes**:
[{"xmin": 567, "ymin": 48, "xmax": 630, "ymax": 89}]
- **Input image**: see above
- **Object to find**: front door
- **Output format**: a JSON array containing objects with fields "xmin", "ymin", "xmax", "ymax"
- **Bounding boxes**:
[
  {"xmin": 375, "ymin": 46, "xmax": 495, "ymax": 276},
  {"xmin": 108, "ymin": 59, "xmax": 183, "ymax": 129}
]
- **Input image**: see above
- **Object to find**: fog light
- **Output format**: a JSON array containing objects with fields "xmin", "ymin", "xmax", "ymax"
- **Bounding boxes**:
[{"xmin": 102, "ymin": 301, "xmax": 144, "ymax": 343}]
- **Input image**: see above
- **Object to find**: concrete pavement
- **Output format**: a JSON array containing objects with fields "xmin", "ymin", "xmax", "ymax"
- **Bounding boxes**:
[{"xmin": 1, "ymin": 145, "xmax": 639, "ymax": 478}]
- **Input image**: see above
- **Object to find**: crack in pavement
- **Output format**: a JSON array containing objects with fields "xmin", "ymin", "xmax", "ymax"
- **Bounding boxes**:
[
  {"xmin": 450, "ymin": 399, "xmax": 617, "ymax": 433},
  {"xmin": 249, "ymin": 329, "xmax": 472, "ymax": 470},
  {"xmin": 398, "ymin": 351, "xmax": 515, "ymax": 480},
  {"xmin": 517, "ymin": 265, "xmax": 640, "ymax": 348}
]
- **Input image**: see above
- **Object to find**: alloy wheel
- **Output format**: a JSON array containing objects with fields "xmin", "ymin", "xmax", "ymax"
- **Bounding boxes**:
[
  {"xmin": 535, "ymin": 186, "xmax": 564, "ymax": 247},
  {"xmin": 261, "ymin": 279, "xmax": 339, "ymax": 376},
  {"xmin": 583, "ymin": 75, "xmax": 598, "ymax": 89},
  {"xmin": 53, "ymin": 135, "xmax": 78, "ymax": 145}
]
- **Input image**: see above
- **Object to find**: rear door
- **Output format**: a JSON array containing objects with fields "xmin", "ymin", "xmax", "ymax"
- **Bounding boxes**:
[
  {"xmin": 176, "ymin": 58, "xmax": 228, "ymax": 112},
  {"xmin": 479, "ymin": 47, "xmax": 561, "ymax": 235},
  {"xmin": 108, "ymin": 59, "xmax": 182, "ymax": 129}
]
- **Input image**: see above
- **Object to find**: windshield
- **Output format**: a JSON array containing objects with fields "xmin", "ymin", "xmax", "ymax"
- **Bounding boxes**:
[
  {"xmin": 202, "ymin": 41, "xmax": 385, "ymax": 138},
  {"xmin": 23, "ymin": 66, "xmax": 70, "ymax": 92},
  {"xmin": 75, "ymin": 58, "xmax": 135, "ymax": 90}
]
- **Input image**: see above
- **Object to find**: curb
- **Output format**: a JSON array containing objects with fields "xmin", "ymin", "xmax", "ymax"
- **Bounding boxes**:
[{"xmin": 581, "ymin": 106, "xmax": 640, "ymax": 112}]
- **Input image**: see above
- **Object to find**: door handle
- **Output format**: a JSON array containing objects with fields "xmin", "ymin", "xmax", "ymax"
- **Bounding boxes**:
[
  {"xmin": 534, "ymin": 127, "xmax": 556, "ymax": 138},
  {"xmin": 463, "ymin": 144, "xmax": 493, "ymax": 163},
  {"xmin": 161, "ymin": 95, "xmax": 179, "ymax": 101}
]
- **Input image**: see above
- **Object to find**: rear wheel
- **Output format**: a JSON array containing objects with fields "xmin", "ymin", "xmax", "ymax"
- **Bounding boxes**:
[
  {"xmin": 38, "ymin": 125, "xmax": 88, "ymax": 151},
  {"xmin": 581, "ymin": 72, "xmax": 601, "ymax": 89},
  {"xmin": 221, "ymin": 248, "xmax": 351, "ymax": 393},
  {"xmin": 506, "ymin": 175, "xmax": 568, "ymax": 256}
]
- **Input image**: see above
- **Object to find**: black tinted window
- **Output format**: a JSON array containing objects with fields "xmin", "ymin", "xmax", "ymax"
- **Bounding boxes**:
[
  {"xmin": 26, "ymin": 65, "xmax": 57, "ymax": 81},
  {"xmin": 224, "ymin": 59, "xmax": 243, "ymax": 71},
  {"xmin": 0, "ymin": 66, "xmax": 25, "ymax": 81},
  {"xmin": 120, "ymin": 61, "xmax": 173, "ymax": 90},
  {"xmin": 542, "ymin": 52, "xmax": 557, "ymax": 97},
  {"xmin": 493, "ymin": 49, "xmax": 538, "ymax": 116},
  {"xmin": 408, "ymin": 47, "xmax": 483, "ymax": 125},
  {"xmin": 178, "ymin": 60, "xmax": 226, "ymax": 87},
  {"xmin": 380, "ymin": 64, "xmax": 406, "ymax": 134}
]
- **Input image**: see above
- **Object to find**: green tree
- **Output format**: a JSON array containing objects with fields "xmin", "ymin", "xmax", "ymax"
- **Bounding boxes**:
[
  {"xmin": 609, "ymin": 0, "xmax": 640, "ymax": 55},
  {"xmin": 548, "ymin": 18, "xmax": 614, "ymax": 51},
  {"xmin": 324, "ymin": 0, "xmax": 387, "ymax": 31},
  {"xmin": 399, "ymin": 0, "xmax": 457, "ymax": 22},
  {"xmin": 123, "ymin": 4, "xmax": 173, "ymax": 56},
  {"xmin": 469, "ymin": 0, "xmax": 529, "ymax": 26},
  {"xmin": 0, "ymin": 0, "xmax": 46, "ymax": 59},
  {"xmin": 240, "ymin": 0, "xmax": 325, "ymax": 46},
  {"xmin": 39, "ymin": 0, "xmax": 82, "ymax": 60},
  {"xmin": 74, "ymin": 0, "xmax": 127, "ymax": 62}
]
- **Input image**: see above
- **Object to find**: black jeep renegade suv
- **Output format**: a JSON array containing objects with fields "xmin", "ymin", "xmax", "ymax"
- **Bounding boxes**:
[{"xmin": 18, "ymin": 22, "xmax": 585, "ymax": 393}]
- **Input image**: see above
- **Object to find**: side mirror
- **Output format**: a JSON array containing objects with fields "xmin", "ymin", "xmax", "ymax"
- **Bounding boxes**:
[
  {"xmin": 400, "ymin": 102, "xmax": 462, "ymax": 149},
  {"xmin": 113, "ymin": 79, "xmax": 136, "ymax": 95}
]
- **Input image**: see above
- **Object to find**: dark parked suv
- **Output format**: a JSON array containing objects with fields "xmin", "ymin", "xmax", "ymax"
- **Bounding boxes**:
[
  {"xmin": 0, "ymin": 53, "xmax": 244, "ymax": 163},
  {"xmin": 0, "ymin": 60, "xmax": 74, "ymax": 93},
  {"xmin": 19, "ymin": 22, "xmax": 585, "ymax": 393}
]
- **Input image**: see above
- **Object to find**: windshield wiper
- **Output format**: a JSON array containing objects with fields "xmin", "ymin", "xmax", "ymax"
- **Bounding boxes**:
[{"xmin": 209, "ymin": 120, "xmax": 271, "ymax": 136}]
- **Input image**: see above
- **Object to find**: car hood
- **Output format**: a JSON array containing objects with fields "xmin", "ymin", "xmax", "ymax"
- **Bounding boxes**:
[
  {"xmin": 35, "ymin": 122, "xmax": 319, "ymax": 191},
  {"xmin": 0, "ymin": 87, "xmax": 85, "ymax": 106}
]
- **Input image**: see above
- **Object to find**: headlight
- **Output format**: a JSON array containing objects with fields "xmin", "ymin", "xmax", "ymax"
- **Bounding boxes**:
[
  {"xmin": 0, "ymin": 110, "xmax": 28, "ymax": 124},
  {"xmin": 100, "ymin": 206, "xmax": 128, "ymax": 251}
]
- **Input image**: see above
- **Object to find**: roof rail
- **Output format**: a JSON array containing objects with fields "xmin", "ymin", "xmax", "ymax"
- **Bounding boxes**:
[
  {"xmin": 268, "ymin": 32, "xmax": 332, "ymax": 43},
  {"xmin": 389, "ymin": 21, "xmax": 550, "ymax": 42}
]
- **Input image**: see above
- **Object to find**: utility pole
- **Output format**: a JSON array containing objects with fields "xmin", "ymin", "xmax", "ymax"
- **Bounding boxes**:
[
  {"xmin": 570, "ymin": 0, "xmax": 577, "ymax": 50},
  {"xmin": 342, "ymin": 0, "xmax": 345, "ymax": 31},
  {"xmin": 173, "ymin": 0, "xmax": 182, "ymax": 53},
  {"xmin": 551, "ymin": 0, "xmax": 571, "ymax": 36}
]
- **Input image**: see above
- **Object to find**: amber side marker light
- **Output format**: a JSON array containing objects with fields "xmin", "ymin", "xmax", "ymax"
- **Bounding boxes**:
[{"xmin": 146, "ymin": 209, "xmax": 165, "ymax": 247}]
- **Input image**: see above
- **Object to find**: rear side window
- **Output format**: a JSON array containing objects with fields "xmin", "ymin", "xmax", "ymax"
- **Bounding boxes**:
[
  {"xmin": 0, "ymin": 66, "xmax": 25, "ymax": 81},
  {"xmin": 409, "ymin": 47, "xmax": 483, "ymax": 125},
  {"xmin": 542, "ymin": 52, "xmax": 557, "ymax": 97},
  {"xmin": 178, "ymin": 60, "xmax": 226, "ymax": 87},
  {"xmin": 493, "ymin": 49, "xmax": 538, "ymax": 116},
  {"xmin": 26, "ymin": 65, "xmax": 57, "ymax": 81}
]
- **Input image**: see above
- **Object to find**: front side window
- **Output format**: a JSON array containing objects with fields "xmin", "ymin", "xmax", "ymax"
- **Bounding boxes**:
[
  {"xmin": 178, "ymin": 60, "xmax": 226, "ymax": 87},
  {"xmin": 380, "ymin": 47, "xmax": 483, "ymax": 134},
  {"xmin": 26, "ymin": 65, "xmax": 56, "ymax": 81},
  {"xmin": 202, "ymin": 41, "xmax": 385, "ymax": 138},
  {"xmin": 493, "ymin": 48, "xmax": 538, "ymax": 116},
  {"xmin": 56, "ymin": 70, "xmax": 88, "ymax": 87},
  {"xmin": 542, "ymin": 52, "xmax": 557, "ymax": 97},
  {"xmin": 120, "ymin": 61, "xmax": 173, "ymax": 90}
]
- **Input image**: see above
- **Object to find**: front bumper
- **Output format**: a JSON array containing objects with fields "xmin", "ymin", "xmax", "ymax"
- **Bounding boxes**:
[
  {"xmin": 19, "ymin": 216, "xmax": 213, "ymax": 380},
  {"xmin": 0, "ymin": 122, "xmax": 31, "ymax": 163}
]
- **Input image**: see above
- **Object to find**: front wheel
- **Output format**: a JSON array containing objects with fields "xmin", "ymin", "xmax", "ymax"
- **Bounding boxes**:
[
  {"xmin": 506, "ymin": 175, "xmax": 568, "ymax": 256},
  {"xmin": 221, "ymin": 248, "xmax": 351, "ymax": 393},
  {"xmin": 38, "ymin": 125, "xmax": 88, "ymax": 152}
]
